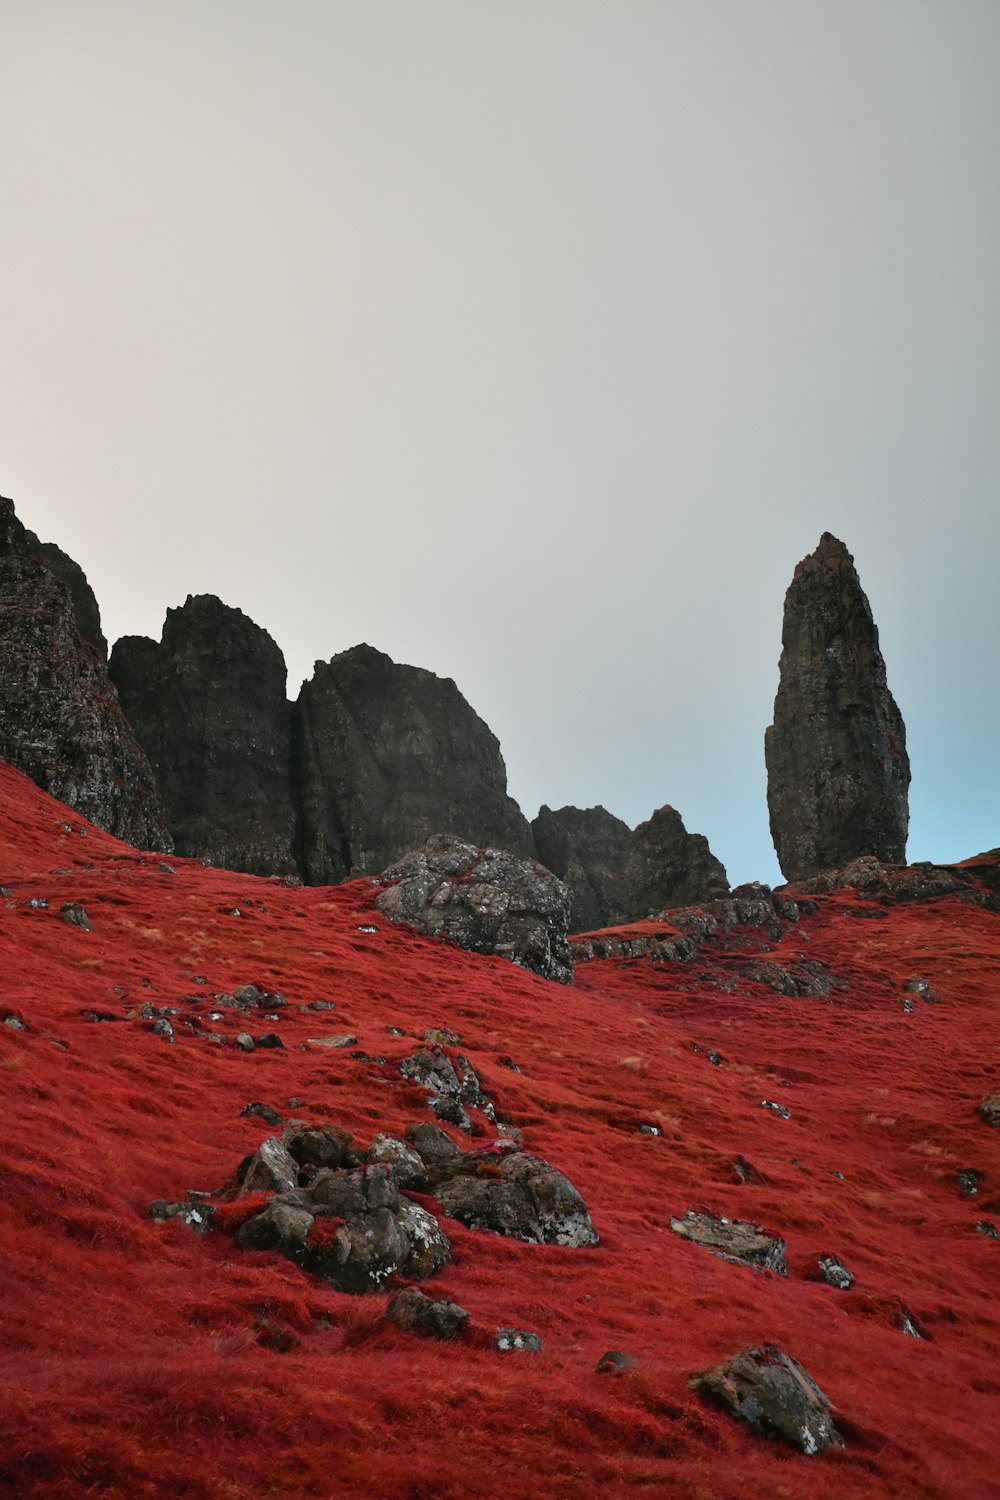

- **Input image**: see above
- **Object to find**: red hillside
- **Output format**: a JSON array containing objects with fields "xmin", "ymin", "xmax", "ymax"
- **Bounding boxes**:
[{"xmin": 1, "ymin": 758, "xmax": 998, "ymax": 1499}]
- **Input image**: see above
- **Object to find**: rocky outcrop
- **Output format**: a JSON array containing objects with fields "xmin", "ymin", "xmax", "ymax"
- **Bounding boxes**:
[
  {"xmin": 110, "ymin": 595, "xmax": 297, "ymax": 876},
  {"xmin": 0, "ymin": 499, "xmax": 170, "ymax": 849},
  {"xmin": 532, "ymin": 802, "xmax": 728, "ymax": 929},
  {"xmin": 531, "ymin": 804, "xmax": 632, "ymax": 929},
  {"xmin": 765, "ymin": 533, "xmax": 909, "ymax": 882},
  {"xmin": 293, "ymin": 644, "xmax": 533, "ymax": 884},
  {"xmin": 375, "ymin": 834, "xmax": 573, "ymax": 984},
  {"xmin": 0, "ymin": 497, "xmax": 106, "ymax": 659},
  {"xmin": 626, "ymin": 805, "xmax": 730, "ymax": 916}
]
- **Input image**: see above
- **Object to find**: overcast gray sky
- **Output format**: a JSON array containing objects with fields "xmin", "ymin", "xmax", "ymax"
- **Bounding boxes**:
[{"xmin": 3, "ymin": 1, "xmax": 998, "ymax": 885}]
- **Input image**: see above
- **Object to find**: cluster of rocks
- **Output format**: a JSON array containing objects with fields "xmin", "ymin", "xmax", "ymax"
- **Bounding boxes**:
[{"xmin": 153, "ymin": 1118, "xmax": 597, "ymax": 1294}]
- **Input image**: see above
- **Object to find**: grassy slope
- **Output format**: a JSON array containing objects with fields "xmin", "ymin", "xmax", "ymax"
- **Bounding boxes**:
[{"xmin": 1, "ymin": 760, "xmax": 998, "ymax": 1499}]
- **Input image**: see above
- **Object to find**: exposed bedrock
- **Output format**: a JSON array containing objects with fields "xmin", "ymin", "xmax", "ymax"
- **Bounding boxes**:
[
  {"xmin": 109, "ymin": 595, "xmax": 297, "ymax": 876},
  {"xmin": 293, "ymin": 643, "xmax": 533, "ymax": 884},
  {"xmin": 531, "ymin": 804, "xmax": 632, "ymax": 930},
  {"xmin": 1, "ymin": 495, "xmax": 107, "ymax": 660},
  {"xmin": 0, "ymin": 499, "xmax": 169, "ymax": 849},
  {"xmin": 533, "ymin": 802, "xmax": 729, "ymax": 929},
  {"xmin": 765, "ymin": 533, "xmax": 910, "ymax": 883}
]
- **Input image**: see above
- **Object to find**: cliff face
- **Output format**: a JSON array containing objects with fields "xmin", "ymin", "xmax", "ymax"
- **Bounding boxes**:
[
  {"xmin": 531, "ymin": 805, "xmax": 632, "ymax": 930},
  {"xmin": 765, "ymin": 533, "xmax": 909, "ymax": 882},
  {"xmin": 531, "ymin": 802, "xmax": 729, "ymax": 929},
  {"xmin": 293, "ymin": 644, "xmax": 534, "ymax": 884},
  {"xmin": 625, "ymin": 804, "xmax": 730, "ymax": 916},
  {"xmin": 109, "ymin": 595, "xmax": 297, "ymax": 876},
  {"xmin": 0, "ymin": 499, "xmax": 169, "ymax": 849}
]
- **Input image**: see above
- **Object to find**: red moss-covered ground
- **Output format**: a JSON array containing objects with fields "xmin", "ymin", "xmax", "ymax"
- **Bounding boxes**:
[{"xmin": 1, "ymin": 759, "xmax": 998, "ymax": 1499}]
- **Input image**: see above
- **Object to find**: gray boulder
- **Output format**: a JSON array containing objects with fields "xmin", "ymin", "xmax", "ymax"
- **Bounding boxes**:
[
  {"xmin": 375, "ymin": 834, "xmax": 573, "ymax": 984},
  {"xmin": 690, "ymin": 1345, "xmax": 846, "ymax": 1454},
  {"xmin": 432, "ymin": 1151, "xmax": 598, "ymax": 1247}
]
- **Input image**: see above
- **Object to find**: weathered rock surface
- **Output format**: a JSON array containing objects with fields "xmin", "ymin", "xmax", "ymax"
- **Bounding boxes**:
[
  {"xmin": 765, "ymin": 533, "xmax": 909, "ymax": 882},
  {"xmin": 690, "ymin": 1345, "xmax": 846, "ymax": 1454},
  {"xmin": 293, "ymin": 643, "xmax": 533, "ymax": 884},
  {"xmin": 432, "ymin": 1151, "xmax": 599, "ymax": 1247},
  {"xmin": 0, "ymin": 499, "xmax": 170, "ymax": 850},
  {"xmin": 0, "ymin": 496, "xmax": 106, "ymax": 658},
  {"xmin": 626, "ymin": 805, "xmax": 730, "ymax": 917},
  {"xmin": 110, "ymin": 595, "xmax": 297, "ymax": 876},
  {"xmin": 979, "ymin": 1094, "xmax": 1000, "ymax": 1127},
  {"xmin": 670, "ymin": 1210, "xmax": 787, "ymax": 1274},
  {"xmin": 532, "ymin": 802, "xmax": 729, "ymax": 929},
  {"xmin": 375, "ymin": 834, "xmax": 573, "ymax": 984},
  {"xmin": 531, "ymin": 804, "xmax": 632, "ymax": 929},
  {"xmin": 388, "ymin": 1286, "xmax": 469, "ymax": 1340}
]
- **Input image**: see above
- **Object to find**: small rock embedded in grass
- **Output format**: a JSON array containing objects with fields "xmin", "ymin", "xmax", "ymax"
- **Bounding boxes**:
[
  {"xmin": 817, "ymin": 1255, "xmax": 854, "ymax": 1289},
  {"xmin": 151, "ymin": 1018, "xmax": 173, "ymax": 1042},
  {"xmin": 761, "ymin": 1099, "xmax": 792, "ymax": 1119},
  {"xmin": 979, "ymin": 1093, "xmax": 1000, "ymax": 1127},
  {"xmin": 304, "ymin": 999, "xmax": 335, "ymax": 1011},
  {"xmin": 670, "ymin": 1209, "xmax": 787, "ymax": 1274},
  {"xmin": 241, "ymin": 1101, "xmax": 284, "ymax": 1125},
  {"xmin": 956, "ymin": 1170, "xmax": 981, "ymax": 1197},
  {"xmin": 235, "ymin": 1032, "xmax": 255, "ymax": 1052},
  {"xmin": 148, "ymin": 1199, "xmax": 215, "ymax": 1234},
  {"xmin": 255, "ymin": 1032, "xmax": 284, "ymax": 1049},
  {"xmin": 306, "ymin": 1034, "xmax": 357, "ymax": 1049},
  {"xmin": 387, "ymin": 1287, "xmax": 468, "ymax": 1340},
  {"xmin": 976, "ymin": 1220, "xmax": 999, "ymax": 1239},
  {"xmin": 691, "ymin": 1345, "xmax": 845, "ymax": 1454},
  {"xmin": 596, "ymin": 1350, "xmax": 636, "ymax": 1374},
  {"xmin": 59, "ymin": 902, "xmax": 91, "ymax": 930},
  {"xmin": 905, "ymin": 977, "xmax": 934, "ymax": 1002},
  {"xmin": 495, "ymin": 1328, "xmax": 543, "ymax": 1352}
]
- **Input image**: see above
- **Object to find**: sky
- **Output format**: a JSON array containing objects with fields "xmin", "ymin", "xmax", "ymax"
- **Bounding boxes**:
[{"xmin": 2, "ymin": 1, "xmax": 998, "ymax": 887}]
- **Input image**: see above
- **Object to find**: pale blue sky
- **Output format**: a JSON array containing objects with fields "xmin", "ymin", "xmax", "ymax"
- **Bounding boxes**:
[{"xmin": 3, "ymin": 2, "xmax": 998, "ymax": 884}]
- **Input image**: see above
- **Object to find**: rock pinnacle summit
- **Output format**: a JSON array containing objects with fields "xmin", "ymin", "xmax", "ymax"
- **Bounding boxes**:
[{"xmin": 765, "ymin": 532, "xmax": 910, "ymax": 882}]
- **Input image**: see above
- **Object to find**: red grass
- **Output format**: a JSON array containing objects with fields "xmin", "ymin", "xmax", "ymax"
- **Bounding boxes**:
[{"xmin": 1, "ymin": 760, "xmax": 999, "ymax": 1497}]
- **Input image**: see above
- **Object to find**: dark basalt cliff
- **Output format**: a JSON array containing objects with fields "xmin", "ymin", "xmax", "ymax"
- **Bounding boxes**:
[
  {"xmin": 293, "ymin": 643, "xmax": 534, "ymax": 884},
  {"xmin": 109, "ymin": 596, "xmax": 297, "ymax": 876},
  {"xmin": 765, "ymin": 532, "xmax": 909, "ymax": 882},
  {"xmin": 531, "ymin": 804, "xmax": 632, "ymax": 930},
  {"xmin": 626, "ymin": 804, "xmax": 730, "ymax": 916},
  {"xmin": 0, "ymin": 498, "xmax": 169, "ymax": 849},
  {"xmin": 531, "ymin": 802, "xmax": 729, "ymax": 929}
]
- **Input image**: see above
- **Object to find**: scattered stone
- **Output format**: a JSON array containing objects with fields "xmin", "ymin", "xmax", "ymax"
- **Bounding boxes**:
[
  {"xmin": 670, "ymin": 1210, "xmax": 787, "ymax": 1274},
  {"xmin": 148, "ymin": 1199, "xmax": 215, "ymax": 1234},
  {"xmin": 956, "ymin": 1170, "xmax": 981, "ymax": 1197},
  {"xmin": 307, "ymin": 1034, "xmax": 357, "ymax": 1049},
  {"xmin": 896, "ymin": 1308, "xmax": 924, "ymax": 1338},
  {"xmin": 387, "ymin": 1286, "xmax": 468, "ymax": 1340},
  {"xmin": 498, "ymin": 1055, "xmax": 521, "ymax": 1072},
  {"xmin": 235, "ymin": 1032, "xmax": 255, "ymax": 1052},
  {"xmin": 254, "ymin": 1317, "xmax": 300, "ymax": 1353},
  {"xmin": 236, "ymin": 1200, "xmax": 315, "ymax": 1254},
  {"xmin": 375, "ymin": 834, "xmax": 573, "ymax": 984},
  {"xmin": 305, "ymin": 999, "xmax": 335, "ymax": 1011},
  {"xmin": 596, "ymin": 1350, "xmax": 636, "ymax": 1375},
  {"xmin": 150, "ymin": 1018, "xmax": 174, "ymax": 1042},
  {"xmin": 765, "ymin": 532, "xmax": 909, "ymax": 882},
  {"xmin": 424, "ymin": 1027, "xmax": 461, "ymax": 1046},
  {"xmin": 761, "ymin": 1100, "xmax": 792, "ymax": 1120},
  {"xmin": 979, "ymin": 1094, "xmax": 1000, "ymax": 1127},
  {"xmin": 817, "ymin": 1255, "xmax": 855, "ymax": 1290},
  {"xmin": 495, "ymin": 1328, "xmax": 543, "ymax": 1352},
  {"xmin": 255, "ymin": 1032, "xmax": 284, "ymax": 1049},
  {"xmin": 59, "ymin": 902, "xmax": 91, "ymax": 931},
  {"xmin": 905, "ymin": 977, "xmax": 934, "ymax": 1002},
  {"xmin": 287, "ymin": 1097, "xmax": 305, "ymax": 1109},
  {"xmin": 27, "ymin": 897, "xmax": 49, "ymax": 909},
  {"xmin": 732, "ymin": 1157, "xmax": 762, "ymax": 1184},
  {"xmin": 3, "ymin": 1015, "xmax": 27, "ymax": 1031},
  {"xmin": 976, "ymin": 1220, "xmax": 998, "ymax": 1239},
  {"xmin": 691, "ymin": 1345, "xmax": 845, "ymax": 1454},
  {"xmin": 241, "ymin": 1102, "xmax": 284, "ymax": 1126},
  {"xmin": 639, "ymin": 1124, "xmax": 661, "ymax": 1136}
]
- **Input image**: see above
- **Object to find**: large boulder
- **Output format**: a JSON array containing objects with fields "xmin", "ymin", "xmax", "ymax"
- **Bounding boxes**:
[
  {"xmin": 690, "ymin": 1345, "xmax": 846, "ymax": 1454},
  {"xmin": 765, "ymin": 533, "xmax": 909, "ymax": 882},
  {"xmin": 531, "ymin": 804, "xmax": 632, "ymax": 930},
  {"xmin": 626, "ymin": 805, "xmax": 730, "ymax": 916},
  {"xmin": 292, "ymin": 643, "xmax": 533, "ymax": 884},
  {"xmin": 110, "ymin": 595, "xmax": 297, "ymax": 876},
  {"xmin": 0, "ymin": 497, "xmax": 170, "ymax": 849},
  {"xmin": 375, "ymin": 833, "xmax": 573, "ymax": 984},
  {"xmin": 432, "ymin": 1151, "xmax": 599, "ymax": 1248}
]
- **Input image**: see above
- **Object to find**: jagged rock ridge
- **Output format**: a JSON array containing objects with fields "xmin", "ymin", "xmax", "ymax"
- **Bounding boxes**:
[
  {"xmin": 109, "ymin": 595, "xmax": 297, "ymax": 877},
  {"xmin": 294, "ymin": 644, "xmax": 534, "ymax": 883},
  {"xmin": 532, "ymin": 802, "xmax": 728, "ymax": 929},
  {"xmin": 0, "ymin": 497, "xmax": 169, "ymax": 849},
  {"xmin": 765, "ymin": 533, "xmax": 909, "ymax": 882}
]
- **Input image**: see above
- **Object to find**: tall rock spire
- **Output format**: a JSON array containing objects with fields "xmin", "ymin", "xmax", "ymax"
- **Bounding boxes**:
[{"xmin": 765, "ymin": 533, "xmax": 909, "ymax": 881}]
